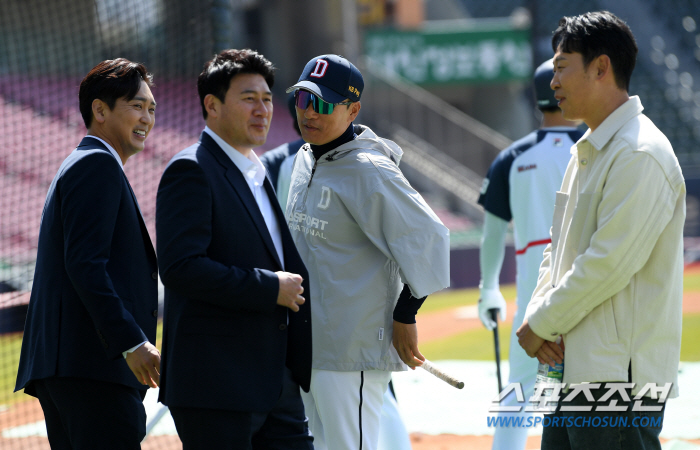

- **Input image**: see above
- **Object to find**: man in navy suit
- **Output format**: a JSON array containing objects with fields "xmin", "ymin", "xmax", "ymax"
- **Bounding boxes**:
[
  {"xmin": 15, "ymin": 58, "xmax": 161, "ymax": 449},
  {"xmin": 156, "ymin": 49, "xmax": 313, "ymax": 449}
]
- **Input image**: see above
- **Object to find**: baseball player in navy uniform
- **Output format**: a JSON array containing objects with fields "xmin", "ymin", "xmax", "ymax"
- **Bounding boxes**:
[{"xmin": 477, "ymin": 59, "xmax": 583, "ymax": 450}]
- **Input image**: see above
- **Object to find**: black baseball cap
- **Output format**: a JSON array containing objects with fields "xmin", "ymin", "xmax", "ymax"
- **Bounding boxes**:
[
  {"xmin": 286, "ymin": 54, "xmax": 364, "ymax": 103},
  {"xmin": 534, "ymin": 58, "xmax": 557, "ymax": 110}
]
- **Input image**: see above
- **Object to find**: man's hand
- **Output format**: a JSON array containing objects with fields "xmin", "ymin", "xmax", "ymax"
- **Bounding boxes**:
[
  {"xmin": 478, "ymin": 288, "xmax": 506, "ymax": 330},
  {"xmin": 276, "ymin": 271, "xmax": 305, "ymax": 312},
  {"xmin": 516, "ymin": 320, "xmax": 546, "ymax": 358},
  {"xmin": 392, "ymin": 321, "xmax": 425, "ymax": 370},
  {"xmin": 536, "ymin": 339, "xmax": 565, "ymax": 367},
  {"xmin": 125, "ymin": 342, "xmax": 161, "ymax": 388}
]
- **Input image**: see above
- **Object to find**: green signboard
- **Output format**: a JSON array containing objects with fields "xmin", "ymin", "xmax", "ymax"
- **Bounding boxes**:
[{"xmin": 364, "ymin": 25, "xmax": 532, "ymax": 85}]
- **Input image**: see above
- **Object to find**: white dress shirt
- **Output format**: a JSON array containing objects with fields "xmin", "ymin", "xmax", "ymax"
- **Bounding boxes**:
[{"xmin": 204, "ymin": 127, "xmax": 285, "ymax": 268}]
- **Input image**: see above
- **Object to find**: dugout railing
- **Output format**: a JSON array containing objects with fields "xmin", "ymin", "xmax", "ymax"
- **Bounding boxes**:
[{"xmin": 359, "ymin": 56, "xmax": 512, "ymax": 181}]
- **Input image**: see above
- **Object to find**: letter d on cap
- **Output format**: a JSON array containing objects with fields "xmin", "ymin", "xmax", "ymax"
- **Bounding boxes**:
[{"xmin": 310, "ymin": 59, "xmax": 328, "ymax": 78}]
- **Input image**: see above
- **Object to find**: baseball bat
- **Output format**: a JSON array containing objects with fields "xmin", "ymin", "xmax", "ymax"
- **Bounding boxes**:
[
  {"xmin": 421, "ymin": 359, "xmax": 465, "ymax": 389},
  {"xmin": 489, "ymin": 308, "xmax": 503, "ymax": 394}
]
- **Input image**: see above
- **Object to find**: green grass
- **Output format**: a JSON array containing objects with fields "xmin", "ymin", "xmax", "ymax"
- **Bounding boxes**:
[
  {"xmin": 0, "ymin": 332, "xmax": 24, "ymax": 406},
  {"xmin": 680, "ymin": 313, "xmax": 700, "ymax": 361},
  {"xmin": 422, "ymin": 322, "xmax": 514, "ymax": 361},
  {"xmin": 420, "ymin": 284, "xmax": 518, "ymax": 314},
  {"xmin": 421, "ymin": 311, "xmax": 700, "ymax": 362},
  {"xmin": 418, "ymin": 269, "xmax": 700, "ymax": 362}
]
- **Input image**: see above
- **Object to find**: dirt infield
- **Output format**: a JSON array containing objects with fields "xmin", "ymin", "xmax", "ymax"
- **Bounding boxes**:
[{"xmin": 410, "ymin": 433, "xmax": 541, "ymax": 450}]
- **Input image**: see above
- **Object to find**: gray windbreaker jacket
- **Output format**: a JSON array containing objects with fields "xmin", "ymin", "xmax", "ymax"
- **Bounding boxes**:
[{"xmin": 286, "ymin": 125, "xmax": 450, "ymax": 371}]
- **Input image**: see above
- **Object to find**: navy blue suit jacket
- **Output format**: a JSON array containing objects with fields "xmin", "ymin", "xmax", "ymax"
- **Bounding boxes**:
[
  {"xmin": 156, "ymin": 132, "xmax": 311, "ymax": 412},
  {"xmin": 259, "ymin": 138, "xmax": 305, "ymax": 189},
  {"xmin": 15, "ymin": 137, "xmax": 159, "ymax": 395}
]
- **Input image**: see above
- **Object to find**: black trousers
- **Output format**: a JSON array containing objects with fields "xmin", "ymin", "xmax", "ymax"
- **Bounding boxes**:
[
  {"xmin": 33, "ymin": 376, "xmax": 147, "ymax": 450},
  {"xmin": 541, "ymin": 383, "xmax": 665, "ymax": 450},
  {"xmin": 169, "ymin": 368, "xmax": 313, "ymax": 450}
]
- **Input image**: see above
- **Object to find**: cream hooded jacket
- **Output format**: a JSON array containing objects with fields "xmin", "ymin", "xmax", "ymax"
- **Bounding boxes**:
[
  {"xmin": 286, "ymin": 125, "xmax": 450, "ymax": 371},
  {"xmin": 525, "ymin": 97, "xmax": 685, "ymax": 398}
]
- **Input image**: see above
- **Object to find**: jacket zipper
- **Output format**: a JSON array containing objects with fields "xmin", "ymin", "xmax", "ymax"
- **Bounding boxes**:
[
  {"xmin": 302, "ymin": 158, "xmax": 317, "ymax": 205},
  {"xmin": 307, "ymin": 161, "xmax": 317, "ymax": 188},
  {"xmin": 302, "ymin": 149, "xmax": 338, "ymax": 204}
]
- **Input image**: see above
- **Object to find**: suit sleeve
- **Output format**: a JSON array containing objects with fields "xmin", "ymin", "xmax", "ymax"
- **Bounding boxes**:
[
  {"xmin": 155, "ymin": 157, "xmax": 279, "ymax": 314},
  {"xmin": 60, "ymin": 153, "xmax": 147, "ymax": 359}
]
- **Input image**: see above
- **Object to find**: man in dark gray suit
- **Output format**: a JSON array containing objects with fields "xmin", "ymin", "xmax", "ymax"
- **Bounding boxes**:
[
  {"xmin": 15, "ymin": 58, "xmax": 161, "ymax": 449},
  {"xmin": 156, "ymin": 48, "xmax": 313, "ymax": 450}
]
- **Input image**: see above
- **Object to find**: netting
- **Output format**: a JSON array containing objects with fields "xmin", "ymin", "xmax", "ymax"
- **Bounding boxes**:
[
  {"xmin": 3, "ymin": 0, "xmax": 700, "ymax": 448},
  {"xmin": 0, "ymin": 2, "xmax": 299, "ymax": 448}
]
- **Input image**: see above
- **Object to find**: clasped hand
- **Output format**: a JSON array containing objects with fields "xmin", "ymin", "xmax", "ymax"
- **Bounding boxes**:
[{"xmin": 516, "ymin": 320, "xmax": 564, "ymax": 367}]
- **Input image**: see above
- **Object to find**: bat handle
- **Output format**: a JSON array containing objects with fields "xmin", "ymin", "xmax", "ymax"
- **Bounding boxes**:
[
  {"xmin": 421, "ymin": 359, "xmax": 465, "ymax": 389},
  {"xmin": 487, "ymin": 308, "xmax": 503, "ymax": 393},
  {"xmin": 488, "ymin": 307, "xmax": 499, "ymax": 322}
]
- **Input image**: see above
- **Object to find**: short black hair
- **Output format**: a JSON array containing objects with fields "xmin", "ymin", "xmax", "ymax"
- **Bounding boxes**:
[
  {"xmin": 552, "ymin": 11, "xmax": 637, "ymax": 91},
  {"xmin": 197, "ymin": 49, "xmax": 276, "ymax": 120},
  {"xmin": 79, "ymin": 58, "xmax": 153, "ymax": 129}
]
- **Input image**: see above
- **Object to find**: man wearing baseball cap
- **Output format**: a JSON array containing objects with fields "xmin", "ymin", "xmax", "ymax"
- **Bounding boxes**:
[{"xmin": 285, "ymin": 54, "xmax": 450, "ymax": 450}]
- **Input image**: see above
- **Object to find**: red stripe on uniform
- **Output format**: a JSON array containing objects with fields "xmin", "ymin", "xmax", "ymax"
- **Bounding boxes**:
[{"xmin": 515, "ymin": 239, "xmax": 552, "ymax": 255}]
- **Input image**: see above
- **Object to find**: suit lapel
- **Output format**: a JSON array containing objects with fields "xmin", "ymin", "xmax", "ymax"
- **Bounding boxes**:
[
  {"xmin": 201, "ymin": 133, "xmax": 283, "ymax": 270},
  {"xmin": 76, "ymin": 137, "xmax": 157, "ymax": 264},
  {"xmin": 124, "ymin": 177, "xmax": 157, "ymax": 264}
]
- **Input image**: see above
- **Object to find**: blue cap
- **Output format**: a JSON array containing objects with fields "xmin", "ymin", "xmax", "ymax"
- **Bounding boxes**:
[
  {"xmin": 286, "ymin": 54, "xmax": 364, "ymax": 103},
  {"xmin": 534, "ymin": 58, "xmax": 557, "ymax": 110}
]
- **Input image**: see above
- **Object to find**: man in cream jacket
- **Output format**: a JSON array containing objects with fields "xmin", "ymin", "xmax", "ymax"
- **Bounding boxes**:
[{"xmin": 517, "ymin": 11, "xmax": 685, "ymax": 450}]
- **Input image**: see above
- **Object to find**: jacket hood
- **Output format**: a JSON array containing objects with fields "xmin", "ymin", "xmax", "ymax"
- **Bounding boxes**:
[{"xmin": 312, "ymin": 124, "xmax": 404, "ymax": 165}]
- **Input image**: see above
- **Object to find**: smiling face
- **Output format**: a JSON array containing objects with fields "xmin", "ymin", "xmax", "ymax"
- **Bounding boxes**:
[
  {"xmin": 551, "ymin": 49, "xmax": 595, "ymax": 126},
  {"xmin": 296, "ymin": 91, "xmax": 360, "ymax": 145},
  {"xmin": 92, "ymin": 80, "xmax": 156, "ymax": 163},
  {"xmin": 205, "ymin": 73, "xmax": 272, "ymax": 156}
]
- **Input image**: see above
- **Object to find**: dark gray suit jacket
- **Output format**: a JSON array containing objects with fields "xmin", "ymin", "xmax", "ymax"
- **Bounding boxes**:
[
  {"xmin": 16, "ymin": 137, "xmax": 158, "ymax": 396},
  {"xmin": 156, "ymin": 132, "xmax": 311, "ymax": 412}
]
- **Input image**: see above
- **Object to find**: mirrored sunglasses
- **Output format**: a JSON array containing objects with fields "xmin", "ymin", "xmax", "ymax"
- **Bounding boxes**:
[{"xmin": 294, "ymin": 90, "xmax": 352, "ymax": 115}]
